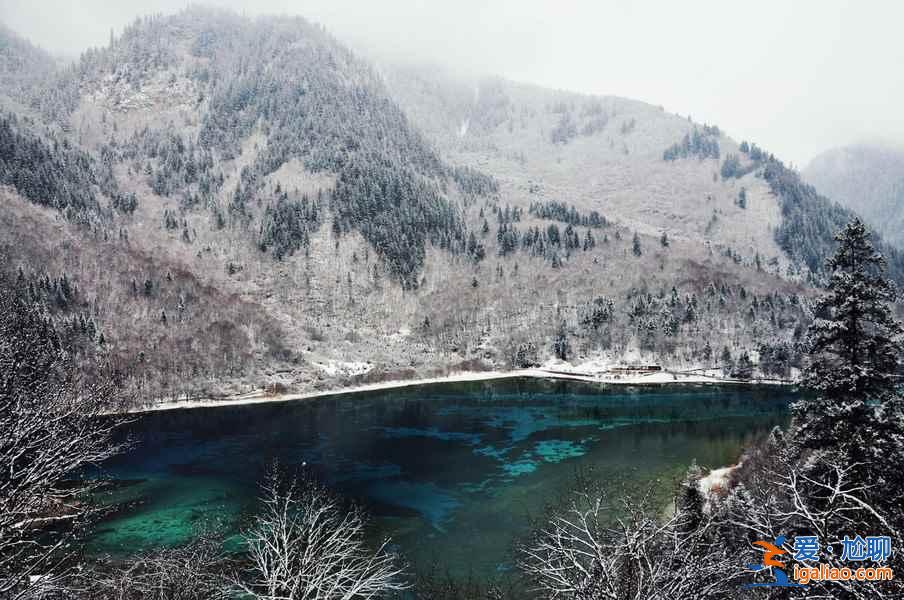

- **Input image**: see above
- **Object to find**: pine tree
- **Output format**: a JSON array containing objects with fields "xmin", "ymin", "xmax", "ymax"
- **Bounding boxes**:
[
  {"xmin": 553, "ymin": 321, "xmax": 569, "ymax": 361},
  {"xmin": 802, "ymin": 218, "xmax": 901, "ymax": 400},
  {"xmin": 683, "ymin": 302, "xmax": 697, "ymax": 323},
  {"xmin": 731, "ymin": 351, "xmax": 753, "ymax": 379},
  {"xmin": 676, "ymin": 462, "xmax": 704, "ymax": 534},
  {"xmin": 632, "ymin": 232, "xmax": 642, "ymax": 257},
  {"xmin": 720, "ymin": 346, "xmax": 733, "ymax": 375},
  {"xmin": 763, "ymin": 219, "xmax": 904, "ymax": 590},
  {"xmin": 793, "ymin": 218, "xmax": 903, "ymax": 458}
]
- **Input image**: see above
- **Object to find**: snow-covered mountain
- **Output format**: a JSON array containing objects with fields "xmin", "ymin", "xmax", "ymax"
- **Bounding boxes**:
[{"xmin": 0, "ymin": 8, "xmax": 896, "ymax": 400}]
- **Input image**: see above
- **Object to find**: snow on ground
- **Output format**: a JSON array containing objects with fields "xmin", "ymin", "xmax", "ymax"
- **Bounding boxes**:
[
  {"xmin": 540, "ymin": 356, "xmax": 612, "ymax": 374},
  {"xmin": 130, "ymin": 367, "xmax": 789, "ymax": 415},
  {"xmin": 311, "ymin": 360, "xmax": 373, "ymax": 377},
  {"xmin": 699, "ymin": 464, "xmax": 739, "ymax": 508},
  {"xmin": 539, "ymin": 353, "xmax": 725, "ymax": 383},
  {"xmin": 385, "ymin": 327, "xmax": 412, "ymax": 343},
  {"xmin": 126, "ymin": 351, "xmax": 793, "ymax": 415}
]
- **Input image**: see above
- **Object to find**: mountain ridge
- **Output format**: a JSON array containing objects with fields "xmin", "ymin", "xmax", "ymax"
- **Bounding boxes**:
[
  {"xmin": 0, "ymin": 7, "xmax": 890, "ymax": 402},
  {"xmin": 383, "ymin": 62, "xmax": 904, "ymax": 282}
]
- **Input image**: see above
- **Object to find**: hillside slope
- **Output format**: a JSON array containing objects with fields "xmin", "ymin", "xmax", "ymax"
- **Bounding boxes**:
[
  {"xmin": 804, "ymin": 143, "xmax": 904, "ymax": 248},
  {"xmin": 0, "ymin": 24, "xmax": 59, "ymax": 110},
  {"xmin": 0, "ymin": 9, "xmax": 876, "ymax": 403},
  {"xmin": 385, "ymin": 65, "xmax": 787, "ymax": 274},
  {"xmin": 385, "ymin": 64, "xmax": 904, "ymax": 282}
]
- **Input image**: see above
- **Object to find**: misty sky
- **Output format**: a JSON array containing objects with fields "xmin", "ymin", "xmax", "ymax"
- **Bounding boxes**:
[{"xmin": 3, "ymin": 0, "xmax": 902, "ymax": 167}]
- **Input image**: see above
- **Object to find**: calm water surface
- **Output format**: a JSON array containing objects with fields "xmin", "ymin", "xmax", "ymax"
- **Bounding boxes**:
[{"xmin": 90, "ymin": 379, "xmax": 795, "ymax": 579}]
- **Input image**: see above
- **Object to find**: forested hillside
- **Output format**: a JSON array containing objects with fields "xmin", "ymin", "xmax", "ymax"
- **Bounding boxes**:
[
  {"xmin": 51, "ymin": 10, "xmax": 472, "ymax": 287},
  {"xmin": 0, "ymin": 24, "xmax": 59, "ymax": 109},
  {"xmin": 385, "ymin": 65, "xmax": 904, "ymax": 287},
  {"xmin": 753, "ymin": 146, "xmax": 904, "ymax": 283},
  {"xmin": 0, "ymin": 8, "xmax": 895, "ymax": 403},
  {"xmin": 804, "ymin": 142, "xmax": 904, "ymax": 248},
  {"xmin": 0, "ymin": 112, "xmax": 101, "ymax": 220}
]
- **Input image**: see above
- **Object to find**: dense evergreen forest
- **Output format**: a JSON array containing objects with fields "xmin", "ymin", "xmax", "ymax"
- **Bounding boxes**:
[{"xmin": 0, "ymin": 112, "xmax": 100, "ymax": 221}]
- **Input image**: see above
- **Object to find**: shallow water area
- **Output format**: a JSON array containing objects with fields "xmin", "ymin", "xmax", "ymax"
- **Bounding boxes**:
[{"xmin": 90, "ymin": 378, "xmax": 795, "ymax": 579}]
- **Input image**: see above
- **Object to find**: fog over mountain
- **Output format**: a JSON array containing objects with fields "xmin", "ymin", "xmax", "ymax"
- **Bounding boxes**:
[
  {"xmin": 3, "ymin": 4, "xmax": 903, "ymax": 402},
  {"xmin": 3, "ymin": 5, "xmax": 904, "ymax": 599},
  {"xmin": 804, "ymin": 142, "xmax": 904, "ymax": 248},
  {"xmin": 5, "ymin": 0, "xmax": 904, "ymax": 167}
]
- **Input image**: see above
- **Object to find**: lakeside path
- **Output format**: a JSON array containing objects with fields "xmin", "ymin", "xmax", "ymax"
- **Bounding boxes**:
[{"xmin": 123, "ymin": 368, "xmax": 793, "ymax": 415}]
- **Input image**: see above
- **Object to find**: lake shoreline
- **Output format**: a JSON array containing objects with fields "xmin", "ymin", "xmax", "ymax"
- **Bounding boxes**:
[{"xmin": 122, "ymin": 368, "xmax": 794, "ymax": 415}]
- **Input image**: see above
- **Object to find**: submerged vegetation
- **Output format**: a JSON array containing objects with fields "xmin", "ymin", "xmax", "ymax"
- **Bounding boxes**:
[
  {"xmin": 1, "ymin": 5, "xmax": 904, "ymax": 598},
  {"xmin": 4, "ymin": 218, "xmax": 902, "ymax": 600}
]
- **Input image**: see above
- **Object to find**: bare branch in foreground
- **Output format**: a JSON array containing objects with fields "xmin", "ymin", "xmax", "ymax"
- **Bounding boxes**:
[{"xmin": 234, "ymin": 467, "xmax": 409, "ymax": 600}]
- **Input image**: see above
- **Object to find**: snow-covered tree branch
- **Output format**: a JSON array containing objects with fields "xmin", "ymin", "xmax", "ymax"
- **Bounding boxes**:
[
  {"xmin": 234, "ymin": 467, "xmax": 409, "ymax": 600},
  {"xmin": 0, "ymin": 272, "xmax": 129, "ymax": 598}
]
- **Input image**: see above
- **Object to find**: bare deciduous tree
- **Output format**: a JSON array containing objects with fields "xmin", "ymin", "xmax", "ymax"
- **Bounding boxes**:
[
  {"xmin": 78, "ymin": 536, "xmax": 231, "ymax": 600},
  {"xmin": 234, "ymin": 468, "xmax": 408, "ymax": 600},
  {"xmin": 519, "ymin": 480, "xmax": 743, "ymax": 600},
  {"xmin": 0, "ymin": 276, "xmax": 128, "ymax": 598},
  {"xmin": 721, "ymin": 445, "xmax": 904, "ymax": 600}
]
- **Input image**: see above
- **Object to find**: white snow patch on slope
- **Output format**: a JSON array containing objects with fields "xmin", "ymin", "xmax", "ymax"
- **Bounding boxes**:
[{"xmin": 312, "ymin": 360, "xmax": 373, "ymax": 377}]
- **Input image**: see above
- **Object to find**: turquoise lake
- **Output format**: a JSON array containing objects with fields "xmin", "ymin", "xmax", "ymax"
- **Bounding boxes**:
[{"xmin": 90, "ymin": 378, "xmax": 796, "ymax": 581}]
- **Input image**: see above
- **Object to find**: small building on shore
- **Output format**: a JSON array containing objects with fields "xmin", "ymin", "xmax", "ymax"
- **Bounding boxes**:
[{"xmin": 608, "ymin": 363, "xmax": 663, "ymax": 375}]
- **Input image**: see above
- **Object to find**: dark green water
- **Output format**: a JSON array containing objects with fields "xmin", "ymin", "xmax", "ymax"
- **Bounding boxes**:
[{"xmin": 90, "ymin": 379, "xmax": 795, "ymax": 579}]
